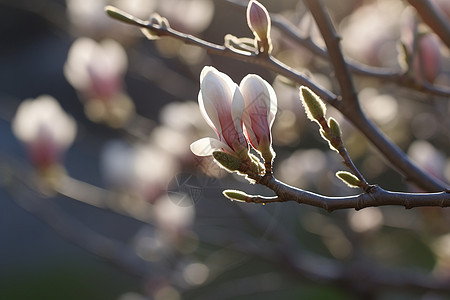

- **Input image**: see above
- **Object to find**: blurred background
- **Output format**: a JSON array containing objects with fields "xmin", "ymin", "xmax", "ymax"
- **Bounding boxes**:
[{"xmin": 0, "ymin": 0, "xmax": 449, "ymax": 299}]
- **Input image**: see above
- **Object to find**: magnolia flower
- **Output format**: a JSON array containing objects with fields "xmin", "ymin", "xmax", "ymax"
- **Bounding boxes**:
[
  {"xmin": 190, "ymin": 67, "xmax": 249, "ymax": 159},
  {"xmin": 12, "ymin": 95, "xmax": 77, "ymax": 169},
  {"xmin": 240, "ymin": 74, "xmax": 277, "ymax": 161}
]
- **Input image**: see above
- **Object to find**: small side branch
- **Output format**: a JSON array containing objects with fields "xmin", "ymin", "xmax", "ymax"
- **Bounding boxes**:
[{"xmin": 255, "ymin": 175, "xmax": 450, "ymax": 212}]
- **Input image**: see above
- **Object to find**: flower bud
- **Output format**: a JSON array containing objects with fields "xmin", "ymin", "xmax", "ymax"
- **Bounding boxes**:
[
  {"xmin": 328, "ymin": 117, "xmax": 342, "ymax": 140},
  {"xmin": 246, "ymin": 0, "xmax": 272, "ymax": 53},
  {"xmin": 240, "ymin": 74, "xmax": 277, "ymax": 168}
]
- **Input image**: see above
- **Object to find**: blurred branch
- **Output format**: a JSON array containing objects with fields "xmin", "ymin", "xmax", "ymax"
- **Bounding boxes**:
[
  {"xmin": 4, "ymin": 175, "xmax": 152, "ymax": 279},
  {"xmin": 407, "ymin": 0, "xmax": 450, "ymax": 49},
  {"xmin": 304, "ymin": 0, "xmax": 358, "ymax": 108},
  {"xmin": 106, "ymin": 6, "xmax": 448, "ymax": 192},
  {"xmin": 227, "ymin": 0, "xmax": 450, "ymax": 98},
  {"xmin": 56, "ymin": 175, "xmax": 156, "ymax": 224},
  {"xmin": 230, "ymin": 198, "xmax": 450, "ymax": 296}
]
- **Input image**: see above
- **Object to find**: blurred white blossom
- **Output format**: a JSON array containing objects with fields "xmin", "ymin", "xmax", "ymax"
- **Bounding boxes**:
[
  {"xmin": 157, "ymin": 0, "xmax": 214, "ymax": 34},
  {"xmin": 64, "ymin": 37, "xmax": 134, "ymax": 126},
  {"xmin": 341, "ymin": 0, "xmax": 405, "ymax": 66},
  {"xmin": 64, "ymin": 37, "xmax": 127, "ymax": 97},
  {"xmin": 407, "ymin": 140, "xmax": 447, "ymax": 182},
  {"xmin": 66, "ymin": 0, "xmax": 157, "ymax": 38},
  {"xmin": 12, "ymin": 95, "xmax": 77, "ymax": 168}
]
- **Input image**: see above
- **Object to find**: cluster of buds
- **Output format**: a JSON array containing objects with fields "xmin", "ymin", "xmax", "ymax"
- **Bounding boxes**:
[
  {"xmin": 190, "ymin": 66, "xmax": 277, "ymax": 181},
  {"xmin": 299, "ymin": 87, "xmax": 365, "ymax": 189}
]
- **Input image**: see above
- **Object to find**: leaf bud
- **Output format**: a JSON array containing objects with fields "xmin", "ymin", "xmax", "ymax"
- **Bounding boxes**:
[
  {"xmin": 300, "ymin": 86, "xmax": 327, "ymax": 124},
  {"xmin": 222, "ymin": 189, "xmax": 250, "ymax": 202},
  {"xmin": 213, "ymin": 151, "xmax": 243, "ymax": 172},
  {"xmin": 336, "ymin": 171, "xmax": 361, "ymax": 189}
]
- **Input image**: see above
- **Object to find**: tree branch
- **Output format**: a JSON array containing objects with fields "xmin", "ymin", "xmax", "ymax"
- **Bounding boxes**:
[
  {"xmin": 227, "ymin": 0, "xmax": 450, "ymax": 98},
  {"xmin": 230, "ymin": 195, "xmax": 450, "ymax": 295},
  {"xmin": 247, "ymin": 175, "xmax": 450, "ymax": 212},
  {"xmin": 105, "ymin": 6, "xmax": 449, "ymax": 192},
  {"xmin": 304, "ymin": 0, "xmax": 358, "ymax": 108},
  {"xmin": 407, "ymin": 0, "xmax": 450, "ymax": 49}
]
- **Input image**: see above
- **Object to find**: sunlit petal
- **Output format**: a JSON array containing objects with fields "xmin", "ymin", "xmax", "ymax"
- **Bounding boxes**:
[{"xmin": 190, "ymin": 137, "xmax": 232, "ymax": 156}]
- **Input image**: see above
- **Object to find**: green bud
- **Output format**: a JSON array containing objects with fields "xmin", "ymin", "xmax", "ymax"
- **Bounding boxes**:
[
  {"xmin": 105, "ymin": 6, "xmax": 141, "ymax": 26},
  {"xmin": 336, "ymin": 171, "xmax": 361, "ymax": 188},
  {"xmin": 300, "ymin": 86, "xmax": 327, "ymax": 123},
  {"xmin": 213, "ymin": 151, "xmax": 242, "ymax": 172},
  {"xmin": 328, "ymin": 117, "xmax": 342, "ymax": 140},
  {"xmin": 223, "ymin": 190, "xmax": 249, "ymax": 202},
  {"xmin": 319, "ymin": 128, "xmax": 331, "ymax": 141}
]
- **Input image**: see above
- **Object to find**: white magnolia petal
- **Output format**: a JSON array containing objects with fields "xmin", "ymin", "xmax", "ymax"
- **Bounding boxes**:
[
  {"xmin": 240, "ymin": 74, "xmax": 277, "ymax": 128},
  {"xmin": 242, "ymin": 123, "xmax": 258, "ymax": 148},
  {"xmin": 200, "ymin": 70, "xmax": 233, "ymax": 131},
  {"xmin": 200, "ymin": 66, "xmax": 216, "ymax": 82},
  {"xmin": 262, "ymin": 78, "xmax": 278, "ymax": 128},
  {"xmin": 198, "ymin": 91, "xmax": 218, "ymax": 132},
  {"xmin": 190, "ymin": 137, "xmax": 232, "ymax": 156},
  {"xmin": 100, "ymin": 39, "xmax": 128, "ymax": 74},
  {"xmin": 230, "ymin": 85, "xmax": 245, "ymax": 133}
]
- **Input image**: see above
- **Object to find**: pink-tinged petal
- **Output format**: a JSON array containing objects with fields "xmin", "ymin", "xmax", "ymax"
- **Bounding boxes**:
[
  {"xmin": 240, "ymin": 74, "xmax": 277, "ymax": 149},
  {"xmin": 262, "ymin": 78, "xmax": 278, "ymax": 127},
  {"xmin": 200, "ymin": 68, "xmax": 234, "ymax": 132},
  {"xmin": 190, "ymin": 137, "xmax": 233, "ymax": 156},
  {"xmin": 198, "ymin": 91, "xmax": 219, "ymax": 133},
  {"xmin": 246, "ymin": 0, "xmax": 271, "ymax": 41},
  {"xmin": 240, "ymin": 74, "xmax": 277, "ymax": 127},
  {"xmin": 230, "ymin": 86, "xmax": 247, "ymax": 147},
  {"xmin": 231, "ymin": 85, "xmax": 245, "ymax": 129}
]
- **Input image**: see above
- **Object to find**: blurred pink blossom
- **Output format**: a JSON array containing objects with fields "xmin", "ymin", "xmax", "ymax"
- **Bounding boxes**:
[
  {"xmin": 413, "ymin": 33, "xmax": 442, "ymax": 83},
  {"xmin": 64, "ymin": 38, "xmax": 134, "ymax": 126},
  {"xmin": 240, "ymin": 74, "xmax": 277, "ymax": 159},
  {"xmin": 64, "ymin": 37, "xmax": 127, "ymax": 100},
  {"xmin": 12, "ymin": 95, "xmax": 77, "ymax": 169},
  {"xmin": 400, "ymin": 8, "xmax": 442, "ymax": 83}
]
